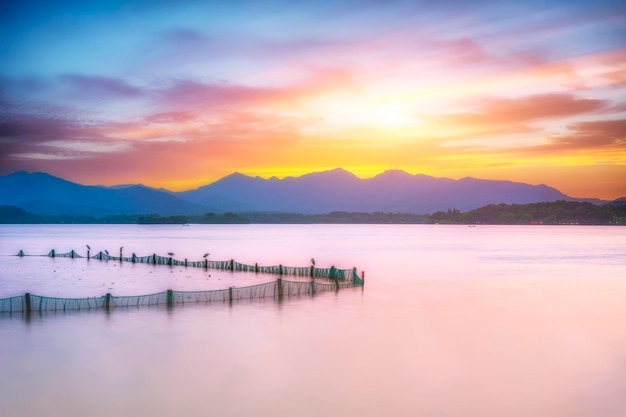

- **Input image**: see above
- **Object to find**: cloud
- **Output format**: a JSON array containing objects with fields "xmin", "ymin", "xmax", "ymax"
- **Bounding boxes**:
[
  {"xmin": 543, "ymin": 119, "xmax": 626, "ymax": 151},
  {"xmin": 0, "ymin": 64, "xmax": 357, "ymax": 165},
  {"xmin": 473, "ymin": 94, "xmax": 608, "ymax": 123},
  {"xmin": 0, "ymin": 115, "xmax": 78, "ymax": 141},
  {"xmin": 152, "ymin": 67, "xmax": 358, "ymax": 112},
  {"xmin": 0, "ymin": 114, "xmax": 140, "ymax": 168},
  {"xmin": 42, "ymin": 139, "xmax": 133, "ymax": 154},
  {"xmin": 60, "ymin": 74, "xmax": 144, "ymax": 99},
  {"xmin": 156, "ymin": 80, "xmax": 279, "ymax": 109},
  {"xmin": 0, "ymin": 100, "xmax": 315, "ymax": 179},
  {"xmin": 144, "ymin": 111, "xmax": 198, "ymax": 124},
  {"xmin": 0, "ymin": 112, "xmax": 309, "ymax": 189},
  {"xmin": 9, "ymin": 152, "xmax": 75, "ymax": 161},
  {"xmin": 427, "ymin": 93, "xmax": 611, "ymax": 138},
  {"xmin": 455, "ymin": 117, "xmax": 626, "ymax": 160},
  {"xmin": 1, "ymin": 73, "xmax": 149, "ymax": 121}
]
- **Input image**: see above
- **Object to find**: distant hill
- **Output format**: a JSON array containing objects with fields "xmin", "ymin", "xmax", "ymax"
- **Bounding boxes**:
[
  {"xmin": 0, "ymin": 171, "xmax": 207, "ymax": 216},
  {"xmin": 0, "ymin": 205, "xmax": 37, "ymax": 223},
  {"xmin": 0, "ymin": 169, "xmax": 606, "ymax": 217},
  {"xmin": 177, "ymin": 168, "xmax": 586, "ymax": 214}
]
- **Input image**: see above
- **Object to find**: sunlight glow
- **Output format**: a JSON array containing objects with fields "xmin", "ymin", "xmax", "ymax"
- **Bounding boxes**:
[{"xmin": 2, "ymin": 1, "xmax": 625, "ymax": 199}]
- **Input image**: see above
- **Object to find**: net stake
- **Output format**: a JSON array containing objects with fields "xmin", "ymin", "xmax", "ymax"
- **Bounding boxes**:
[
  {"xmin": 277, "ymin": 278, "xmax": 283, "ymax": 299},
  {"xmin": 166, "ymin": 289, "xmax": 174, "ymax": 308},
  {"xmin": 24, "ymin": 293, "xmax": 31, "ymax": 313}
]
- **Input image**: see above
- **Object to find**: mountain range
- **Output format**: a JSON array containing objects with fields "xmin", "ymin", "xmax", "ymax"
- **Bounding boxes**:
[
  {"xmin": 0, "ymin": 169, "xmax": 607, "ymax": 217},
  {"xmin": 0, "ymin": 171, "xmax": 206, "ymax": 216}
]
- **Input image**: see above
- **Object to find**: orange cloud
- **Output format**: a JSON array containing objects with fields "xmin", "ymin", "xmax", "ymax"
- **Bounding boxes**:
[
  {"xmin": 439, "ymin": 94, "xmax": 607, "ymax": 126},
  {"xmin": 540, "ymin": 119, "xmax": 626, "ymax": 152},
  {"xmin": 417, "ymin": 93, "xmax": 611, "ymax": 144}
]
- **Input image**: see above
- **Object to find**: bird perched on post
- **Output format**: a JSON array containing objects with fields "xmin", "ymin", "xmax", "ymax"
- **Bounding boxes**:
[{"xmin": 311, "ymin": 258, "xmax": 315, "ymax": 266}]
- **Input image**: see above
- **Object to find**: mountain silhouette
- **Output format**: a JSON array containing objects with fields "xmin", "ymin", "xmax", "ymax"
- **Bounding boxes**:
[
  {"xmin": 177, "ymin": 168, "xmax": 577, "ymax": 214},
  {"xmin": 0, "ymin": 169, "xmax": 596, "ymax": 216},
  {"xmin": 0, "ymin": 171, "xmax": 207, "ymax": 216}
]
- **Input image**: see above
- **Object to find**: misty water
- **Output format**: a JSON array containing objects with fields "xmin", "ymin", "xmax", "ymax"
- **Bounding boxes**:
[{"xmin": 1, "ymin": 224, "xmax": 625, "ymax": 417}]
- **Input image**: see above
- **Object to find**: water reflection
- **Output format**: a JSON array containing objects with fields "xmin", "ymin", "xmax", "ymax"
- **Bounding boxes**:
[{"xmin": 1, "ymin": 224, "xmax": 625, "ymax": 417}]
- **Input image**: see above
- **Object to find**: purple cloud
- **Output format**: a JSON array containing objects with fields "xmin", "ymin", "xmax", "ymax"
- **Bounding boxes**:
[{"xmin": 60, "ymin": 74, "xmax": 144, "ymax": 99}]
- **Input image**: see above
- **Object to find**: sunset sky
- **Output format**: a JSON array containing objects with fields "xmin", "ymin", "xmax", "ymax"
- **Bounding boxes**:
[{"xmin": 1, "ymin": 0, "xmax": 625, "ymax": 199}]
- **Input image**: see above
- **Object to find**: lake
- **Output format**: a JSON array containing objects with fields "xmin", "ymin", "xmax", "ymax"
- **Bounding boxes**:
[{"xmin": 1, "ymin": 224, "xmax": 625, "ymax": 417}]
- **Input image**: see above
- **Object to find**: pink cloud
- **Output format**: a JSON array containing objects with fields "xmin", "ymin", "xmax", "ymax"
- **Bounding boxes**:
[{"xmin": 428, "ymin": 93, "xmax": 610, "ymax": 138}]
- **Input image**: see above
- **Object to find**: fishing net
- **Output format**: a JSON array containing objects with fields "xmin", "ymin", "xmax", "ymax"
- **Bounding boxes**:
[{"xmin": 1, "ymin": 249, "xmax": 364, "ymax": 313}]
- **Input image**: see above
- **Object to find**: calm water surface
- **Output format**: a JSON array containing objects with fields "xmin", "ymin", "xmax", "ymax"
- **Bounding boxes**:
[{"xmin": 1, "ymin": 224, "xmax": 625, "ymax": 417}]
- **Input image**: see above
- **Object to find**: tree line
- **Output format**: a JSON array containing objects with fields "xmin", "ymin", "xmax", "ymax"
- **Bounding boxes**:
[
  {"xmin": 430, "ymin": 201, "xmax": 625, "ymax": 225},
  {"xmin": 1, "ymin": 200, "xmax": 624, "ymax": 225}
]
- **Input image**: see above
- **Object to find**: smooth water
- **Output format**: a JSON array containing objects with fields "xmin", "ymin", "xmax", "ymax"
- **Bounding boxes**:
[{"xmin": 1, "ymin": 224, "xmax": 625, "ymax": 417}]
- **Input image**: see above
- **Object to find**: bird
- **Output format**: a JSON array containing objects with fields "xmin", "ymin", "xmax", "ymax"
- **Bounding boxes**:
[
  {"xmin": 311, "ymin": 258, "xmax": 315, "ymax": 266},
  {"xmin": 168, "ymin": 252, "xmax": 175, "ymax": 256},
  {"xmin": 203, "ymin": 253, "xmax": 210, "ymax": 258},
  {"xmin": 104, "ymin": 250, "xmax": 109, "ymax": 255},
  {"xmin": 86, "ymin": 244, "xmax": 91, "ymax": 250},
  {"xmin": 120, "ymin": 246, "xmax": 124, "ymax": 252}
]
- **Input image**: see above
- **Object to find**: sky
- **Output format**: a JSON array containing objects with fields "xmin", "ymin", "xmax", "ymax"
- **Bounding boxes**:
[{"xmin": 1, "ymin": 0, "xmax": 625, "ymax": 199}]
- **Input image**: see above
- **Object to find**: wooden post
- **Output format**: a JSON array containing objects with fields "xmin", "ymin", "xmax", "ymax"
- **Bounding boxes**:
[
  {"xmin": 255, "ymin": 262, "xmax": 259, "ymax": 273},
  {"xmin": 277, "ymin": 278, "xmax": 283, "ymax": 299},
  {"xmin": 279, "ymin": 264, "xmax": 283, "ymax": 275},
  {"xmin": 153, "ymin": 254, "xmax": 157, "ymax": 264},
  {"xmin": 87, "ymin": 250, "xmax": 90, "ymax": 260},
  {"xmin": 169, "ymin": 256, "xmax": 173, "ymax": 266},
  {"xmin": 166, "ymin": 289, "xmax": 174, "ymax": 308},
  {"xmin": 229, "ymin": 287, "xmax": 233, "ymax": 303},
  {"xmin": 230, "ymin": 259, "xmax": 234, "ymax": 271},
  {"xmin": 119, "ymin": 250, "xmax": 123, "ymax": 263},
  {"xmin": 24, "ymin": 293, "xmax": 31, "ymax": 313},
  {"xmin": 310, "ymin": 265, "xmax": 314, "ymax": 277},
  {"xmin": 105, "ymin": 293, "xmax": 111, "ymax": 310},
  {"xmin": 70, "ymin": 250, "xmax": 74, "ymax": 259},
  {"xmin": 184, "ymin": 258, "xmax": 188, "ymax": 267},
  {"xmin": 205, "ymin": 259, "xmax": 208, "ymax": 269},
  {"xmin": 50, "ymin": 249, "xmax": 55, "ymax": 258},
  {"xmin": 362, "ymin": 271, "xmax": 365, "ymax": 286}
]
